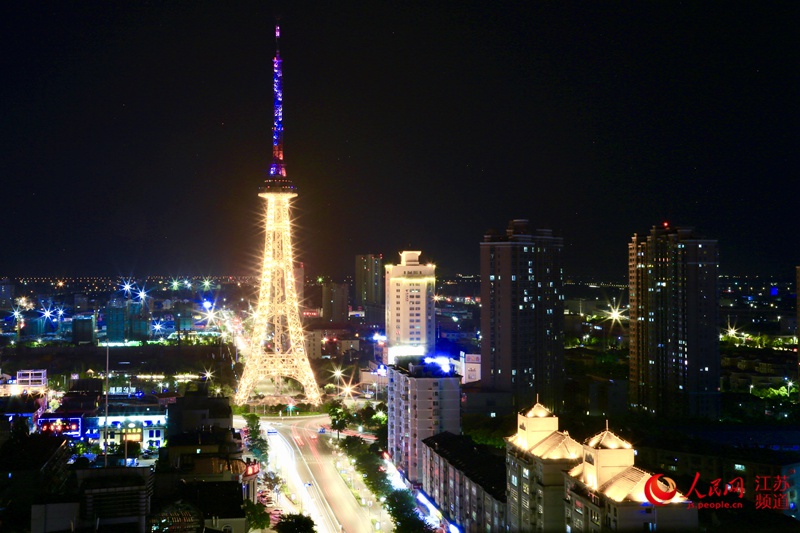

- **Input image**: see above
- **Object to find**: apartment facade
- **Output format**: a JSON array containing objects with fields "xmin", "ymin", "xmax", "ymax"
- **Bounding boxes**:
[
  {"xmin": 628, "ymin": 224, "xmax": 720, "ymax": 419},
  {"xmin": 387, "ymin": 358, "xmax": 460, "ymax": 484},
  {"xmin": 385, "ymin": 251, "xmax": 436, "ymax": 364},
  {"xmin": 480, "ymin": 220, "xmax": 565, "ymax": 411}
]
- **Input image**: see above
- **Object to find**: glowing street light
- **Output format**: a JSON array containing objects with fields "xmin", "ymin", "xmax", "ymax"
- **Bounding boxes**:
[
  {"xmin": 332, "ymin": 368, "xmax": 344, "ymax": 392},
  {"xmin": 121, "ymin": 278, "xmax": 134, "ymax": 297}
]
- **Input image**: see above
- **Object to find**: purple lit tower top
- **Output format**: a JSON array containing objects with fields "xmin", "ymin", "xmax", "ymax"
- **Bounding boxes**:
[{"xmin": 260, "ymin": 24, "xmax": 295, "ymax": 194}]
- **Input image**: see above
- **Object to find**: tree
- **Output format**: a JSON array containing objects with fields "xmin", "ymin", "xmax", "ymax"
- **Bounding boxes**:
[
  {"xmin": 9, "ymin": 416, "xmax": 30, "ymax": 443},
  {"xmin": 385, "ymin": 489, "xmax": 434, "ymax": 533},
  {"xmin": 261, "ymin": 471, "xmax": 284, "ymax": 493},
  {"xmin": 243, "ymin": 413, "xmax": 269, "ymax": 461},
  {"xmin": 273, "ymin": 513, "xmax": 317, "ymax": 533},
  {"xmin": 242, "ymin": 499, "xmax": 271, "ymax": 531},
  {"xmin": 327, "ymin": 399, "xmax": 350, "ymax": 439}
]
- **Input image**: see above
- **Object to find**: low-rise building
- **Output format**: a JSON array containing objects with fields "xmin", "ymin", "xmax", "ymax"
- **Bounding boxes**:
[
  {"xmin": 564, "ymin": 426, "xmax": 698, "ymax": 532},
  {"xmin": 505, "ymin": 402, "xmax": 582, "ymax": 532},
  {"xmin": 421, "ymin": 431, "xmax": 506, "ymax": 533}
]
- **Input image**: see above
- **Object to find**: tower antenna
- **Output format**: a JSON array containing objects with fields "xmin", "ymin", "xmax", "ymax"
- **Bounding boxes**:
[{"xmin": 269, "ymin": 23, "xmax": 286, "ymax": 179}]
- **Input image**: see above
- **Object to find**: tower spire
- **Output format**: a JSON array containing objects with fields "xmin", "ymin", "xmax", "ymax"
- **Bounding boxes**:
[{"xmin": 263, "ymin": 23, "xmax": 292, "ymax": 190}]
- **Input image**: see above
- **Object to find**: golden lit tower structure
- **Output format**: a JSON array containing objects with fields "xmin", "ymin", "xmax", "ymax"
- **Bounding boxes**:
[{"xmin": 235, "ymin": 25, "xmax": 321, "ymax": 405}]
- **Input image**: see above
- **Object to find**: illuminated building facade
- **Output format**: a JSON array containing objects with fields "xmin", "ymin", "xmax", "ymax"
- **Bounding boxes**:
[
  {"xmin": 235, "ymin": 26, "xmax": 321, "ymax": 405},
  {"xmin": 563, "ymin": 427, "xmax": 697, "ymax": 532},
  {"xmin": 628, "ymin": 225, "xmax": 720, "ymax": 419},
  {"xmin": 505, "ymin": 402, "xmax": 581, "ymax": 532},
  {"xmin": 421, "ymin": 431, "xmax": 506, "ymax": 533},
  {"xmin": 384, "ymin": 251, "xmax": 435, "ymax": 364},
  {"xmin": 355, "ymin": 253, "xmax": 384, "ymax": 326},
  {"xmin": 480, "ymin": 219, "xmax": 565, "ymax": 411},
  {"xmin": 387, "ymin": 358, "xmax": 460, "ymax": 484}
]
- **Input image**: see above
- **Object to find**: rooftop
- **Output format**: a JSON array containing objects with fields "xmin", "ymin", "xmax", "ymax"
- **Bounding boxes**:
[
  {"xmin": 529, "ymin": 431, "xmax": 582, "ymax": 461},
  {"xmin": 0, "ymin": 433, "xmax": 67, "ymax": 471},
  {"xmin": 522, "ymin": 402, "xmax": 554, "ymax": 419},
  {"xmin": 585, "ymin": 425, "xmax": 632, "ymax": 450},
  {"xmin": 181, "ymin": 481, "xmax": 246, "ymax": 519},
  {"xmin": 423, "ymin": 431, "xmax": 506, "ymax": 501}
]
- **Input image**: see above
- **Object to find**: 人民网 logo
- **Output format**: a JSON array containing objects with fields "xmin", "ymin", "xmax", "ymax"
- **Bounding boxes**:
[{"xmin": 644, "ymin": 473, "xmax": 678, "ymax": 505}]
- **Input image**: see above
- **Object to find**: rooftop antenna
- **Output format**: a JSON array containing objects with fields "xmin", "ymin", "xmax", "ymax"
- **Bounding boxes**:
[{"xmin": 269, "ymin": 23, "xmax": 286, "ymax": 179}]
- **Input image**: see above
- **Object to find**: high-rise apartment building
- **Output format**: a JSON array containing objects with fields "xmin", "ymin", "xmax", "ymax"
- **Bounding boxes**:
[
  {"xmin": 321, "ymin": 282, "xmax": 349, "ymax": 323},
  {"xmin": 385, "ymin": 251, "xmax": 435, "ymax": 364},
  {"xmin": 355, "ymin": 254, "xmax": 385, "ymax": 327},
  {"xmin": 628, "ymin": 224, "xmax": 720, "ymax": 419},
  {"xmin": 355, "ymin": 254, "xmax": 383, "ymax": 307},
  {"xmin": 480, "ymin": 220, "xmax": 565, "ymax": 411},
  {"xmin": 387, "ymin": 358, "xmax": 461, "ymax": 484}
]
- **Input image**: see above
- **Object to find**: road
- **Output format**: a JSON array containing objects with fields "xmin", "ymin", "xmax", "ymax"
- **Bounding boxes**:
[{"xmin": 235, "ymin": 414, "xmax": 388, "ymax": 533}]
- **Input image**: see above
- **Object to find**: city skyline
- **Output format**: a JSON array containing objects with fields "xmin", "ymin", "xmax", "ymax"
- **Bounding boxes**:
[{"xmin": 2, "ymin": 3, "xmax": 797, "ymax": 280}]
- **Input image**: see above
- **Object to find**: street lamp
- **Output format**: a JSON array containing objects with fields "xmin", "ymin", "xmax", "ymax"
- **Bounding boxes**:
[
  {"xmin": 333, "ymin": 369, "xmax": 343, "ymax": 394},
  {"xmin": 377, "ymin": 496, "xmax": 386, "ymax": 530}
]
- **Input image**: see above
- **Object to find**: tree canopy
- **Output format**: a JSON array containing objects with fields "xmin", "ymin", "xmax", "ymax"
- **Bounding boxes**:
[{"xmin": 273, "ymin": 513, "xmax": 317, "ymax": 533}]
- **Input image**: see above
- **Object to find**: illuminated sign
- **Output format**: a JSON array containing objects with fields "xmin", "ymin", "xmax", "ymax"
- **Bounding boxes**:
[
  {"xmin": 121, "ymin": 427, "xmax": 142, "ymax": 442},
  {"xmin": 38, "ymin": 417, "xmax": 82, "ymax": 437}
]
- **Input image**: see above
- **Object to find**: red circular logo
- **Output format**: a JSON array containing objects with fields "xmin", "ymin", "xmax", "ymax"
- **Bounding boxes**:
[{"xmin": 644, "ymin": 474, "xmax": 678, "ymax": 506}]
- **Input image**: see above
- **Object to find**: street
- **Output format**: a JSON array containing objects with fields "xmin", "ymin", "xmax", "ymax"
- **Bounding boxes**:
[{"xmin": 233, "ymin": 414, "xmax": 391, "ymax": 533}]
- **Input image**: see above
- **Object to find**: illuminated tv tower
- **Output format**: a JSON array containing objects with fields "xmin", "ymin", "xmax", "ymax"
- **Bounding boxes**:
[{"xmin": 235, "ymin": 25, "xmax": 322, "ymax": 405}]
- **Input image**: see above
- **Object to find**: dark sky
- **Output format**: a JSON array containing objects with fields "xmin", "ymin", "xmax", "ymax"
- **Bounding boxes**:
[{"xmin": 2, "ymin": 2, "xmax": 797, "ymax": 281}]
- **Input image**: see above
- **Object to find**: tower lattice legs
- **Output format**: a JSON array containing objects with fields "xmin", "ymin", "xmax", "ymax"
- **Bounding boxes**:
[{"xmin": 235, "ymin": 193, "xmax": 321, "ymax": 405}]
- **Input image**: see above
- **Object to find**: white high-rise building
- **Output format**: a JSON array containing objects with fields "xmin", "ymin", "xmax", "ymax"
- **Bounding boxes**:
[
  {"xmin": 387, "ymin": 359, "xmax": 461, "ymax": 484},
  {"xmin": 385, "ymin": 251, "xmax": 436, "ymax": 365}
]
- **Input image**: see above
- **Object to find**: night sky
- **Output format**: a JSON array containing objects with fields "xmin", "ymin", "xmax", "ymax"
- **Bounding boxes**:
[{"xmin": 2, "ymin": 2, "xmax": 797, "ymax": 281}]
